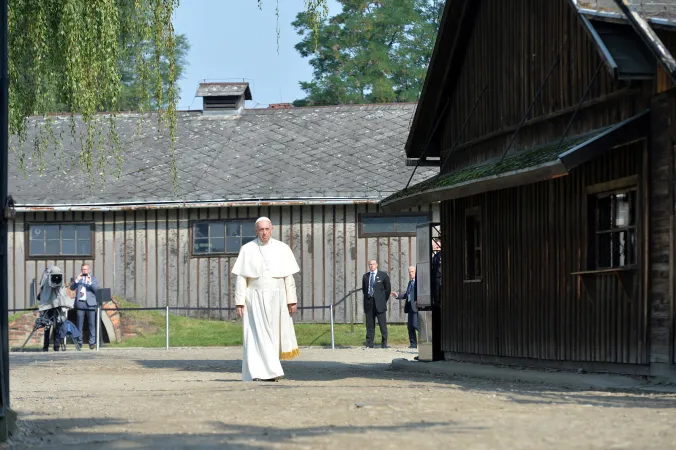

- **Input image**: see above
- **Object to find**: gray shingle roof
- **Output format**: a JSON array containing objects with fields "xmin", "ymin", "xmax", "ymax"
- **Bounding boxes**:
[
  {"xmin": 577, "ymin": 0, "xmax": 676, "ymax": 19},
  {"xmin": 9, "ymin": 103, "xmax": 438, "ymax": 206}
]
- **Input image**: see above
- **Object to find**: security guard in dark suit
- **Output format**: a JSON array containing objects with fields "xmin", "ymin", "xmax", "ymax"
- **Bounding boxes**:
[{"xmin": 362, "ymin": 260, "xmax": 391, "ymax": 348}]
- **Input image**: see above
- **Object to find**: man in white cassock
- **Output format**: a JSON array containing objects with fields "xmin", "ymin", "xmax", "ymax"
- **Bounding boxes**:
[{"xmin": 232, "ymin": 217, "xmax": 300, "ymax": 381}]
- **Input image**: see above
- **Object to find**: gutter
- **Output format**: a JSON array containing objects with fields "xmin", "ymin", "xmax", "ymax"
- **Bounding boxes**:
[{"xmin": 12, "ymin": 197, "xmax": 383, "ymax": 212}]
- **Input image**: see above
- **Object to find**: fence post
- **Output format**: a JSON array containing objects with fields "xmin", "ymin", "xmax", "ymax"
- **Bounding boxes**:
[
  {"xmin": 165, "ymin": 304, "xmax": 170, "ymax": 350},
  {"xmin": 330, "ymin": 303, "xmax": 335, "ymax": 350},
  {"xmin": 95, "ymin": 305, "xmax": 100, "ymax": 352},
  {"xmin": 351, "ymin": 293, "xmax": 356, "ymax": 334}
]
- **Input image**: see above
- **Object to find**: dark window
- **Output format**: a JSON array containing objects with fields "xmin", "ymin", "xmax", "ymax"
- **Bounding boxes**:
[
  {"xmin": 28, "ymin": 224, "xmax": 92, "ymax": 257},
  {"xmin": 193, "ymin": 220, "xmax": 256, "ymax": 256},
  {"xmin": 590, "ymin": 188, "xmax": 637, "ymax": 268},
  {"xmin": 359, "ymin": 213, "xmax": 430, "ymax": 237},
  {"xmin": 465, "ymin": 208, "xmax": 482, "ymax": 280}
]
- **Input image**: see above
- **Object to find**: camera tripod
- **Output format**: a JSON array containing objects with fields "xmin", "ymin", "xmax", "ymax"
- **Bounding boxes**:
[{"xmin": 20, "ymin": 310, "xmax": 82, "ymax": 352}]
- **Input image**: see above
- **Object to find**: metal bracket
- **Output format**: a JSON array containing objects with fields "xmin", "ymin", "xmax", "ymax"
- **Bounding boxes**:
[{"xmin": 2, "ymin": 195, "xmax": 14, "ymax": 220}]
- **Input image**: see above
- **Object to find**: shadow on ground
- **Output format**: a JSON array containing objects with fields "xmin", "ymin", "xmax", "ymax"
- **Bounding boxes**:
[
  {"xmin": 10, "ymin": 417, "xmax": 479, "ymax": 449},
  {"xmin": 130, "ymin": 357, "xmax": 676, "ymax": 410}
]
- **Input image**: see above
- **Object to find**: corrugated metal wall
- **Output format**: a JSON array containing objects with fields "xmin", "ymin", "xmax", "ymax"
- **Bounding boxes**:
[
  {"xmin": 8, "ymin": 203, "xmax": 439, "ymax": 324},
  {"xmin": 441, "ymin": 141, "xmax": 647, "ymax": 364}
]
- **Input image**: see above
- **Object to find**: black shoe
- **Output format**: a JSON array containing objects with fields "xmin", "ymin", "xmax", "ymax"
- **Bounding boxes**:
[
  {"xmin": 89, "ymin": 344, "xmax": 96, "ymax": 350},
  {"xmin": 53, "ymin": 347, "xmax": 59, "ymax": 352},
  {"xmin": 381, "ymin": 343, "xmax": 390, "ymax": 349},
  {"xmin": 409, "ymin": 344, "xmax": 417, "ymax": 349},
  {"xmin": 365, "ymin": 342, "xmax": 374, "ymax": 348},
  {"xmin": 42, "ymin": 347, "xmax": 49, "ymax": 352}
]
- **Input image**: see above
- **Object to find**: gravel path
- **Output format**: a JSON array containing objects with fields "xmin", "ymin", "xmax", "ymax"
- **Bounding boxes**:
[{"xmin": 6, "ymin": 346, "xmax": 676, "ymax": 449}]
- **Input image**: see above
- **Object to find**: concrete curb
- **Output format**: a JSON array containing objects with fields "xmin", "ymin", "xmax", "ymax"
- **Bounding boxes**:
[{"xmin": 390, "ymin": 358, "xmax": 650, "ymax": 390}]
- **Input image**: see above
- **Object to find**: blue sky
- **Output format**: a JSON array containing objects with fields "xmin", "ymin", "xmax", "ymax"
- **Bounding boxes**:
[{"xmin": 173, "ymin": 0, "xmax": 341, "ymax": 110}]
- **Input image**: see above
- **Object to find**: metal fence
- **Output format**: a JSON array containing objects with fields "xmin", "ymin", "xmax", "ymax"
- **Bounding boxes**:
[{"xmin": 8, "ymin": 303, "xmax": 338, "ymax": 351}]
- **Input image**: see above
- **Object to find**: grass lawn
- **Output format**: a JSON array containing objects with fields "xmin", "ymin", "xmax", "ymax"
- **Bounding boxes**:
[{"xmin": 111, "ymin": 300, "xmax": 410, "ymax": 348}]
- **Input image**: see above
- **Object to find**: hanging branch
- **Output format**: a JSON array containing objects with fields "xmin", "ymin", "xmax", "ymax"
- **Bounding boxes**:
[{"xmin": 8, "ymin": 0, "xmax": 327, "ymax": 194}]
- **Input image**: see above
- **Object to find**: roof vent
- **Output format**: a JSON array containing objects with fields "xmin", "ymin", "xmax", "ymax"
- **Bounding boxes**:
[{"xmin": 196, "ymin": 82, "xmax": 252, "ymax": 115}]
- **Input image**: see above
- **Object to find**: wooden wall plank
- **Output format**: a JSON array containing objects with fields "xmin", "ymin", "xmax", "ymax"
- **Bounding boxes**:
[
  {"xmin": 124, "ymin": 211, "xmax": 136, "ymax": 302},
  {"xmin": 166, "ymin": 209, "xmax": 179, "ymax": 307},
  {"xmin": 135, "ymin": 210, "xmax": 148, "ymax": 306},
  {"xmin": 334, "ymin": 205, "xmax": 347, "ymax": 323},
  {"xmin": 345, "ymin": 205, "xmax": 358, "ymax": 325},
  {"xmin": 322, "ymin": 206, "xmax": 334, "ymax": 323},
  {"xmin": 301, "ymin": 205, "xmax": 313, "ymax": 322},
  {"xmin": 311, "ymin": 206, "xmax": 324, "ymax": 321},
  {"xmin": 290, "ymin": 205, "xmax": 302, "ymax": 317},
  {"xmin": 187, "ymin": 209, "xmax": 200, "ymax": 314},
  {"xmin": 270, "ymin": 205, "xmax": 282, "ymax": 241},
  {"xmin": 146, "ymin": 210, "xmax": 158, "ymax": 308},
  {"xmin": 93, "ymin": 212, "xmax": 104, "ymax": 284},
  {"xmin": 208, "ymin": 208, "xmax": 220, "ymax": 318},
  {"xmin": 355, "ymin": 204, "xmax": 368, "ymax": 324},
  {"xmin": 113, "ymin": 211, "xmax": 126, "ymax": 300},
  {"xmin": 13, "ymin": 214, "xmax": 25, "ymax": 310},
  {"xmin": 156, "ymin": 210, "xmax": 168, "ymax": 308}
]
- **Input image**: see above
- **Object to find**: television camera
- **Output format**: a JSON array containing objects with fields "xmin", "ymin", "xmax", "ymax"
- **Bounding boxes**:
[{"xmin": 21, "ymin": 265, "xmax": 81, "ymax": 351}]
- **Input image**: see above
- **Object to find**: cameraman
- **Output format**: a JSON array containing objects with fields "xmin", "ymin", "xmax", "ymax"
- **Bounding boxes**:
[{"xmin": 70, "ymin": 264, "xmax": 98, "ymax": 349}]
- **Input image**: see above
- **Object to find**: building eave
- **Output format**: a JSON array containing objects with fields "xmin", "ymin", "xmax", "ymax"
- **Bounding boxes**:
[
  {"xmin": 12, "ymin": 197, "xmax": 384, "ymax": 213},
  {"xmin": 383, "ymin": 113, "xmax": 648, "ymax": 212},
  {"xmin": 381, "ymin": 161, "xmax": 568, "ymax": 212}
]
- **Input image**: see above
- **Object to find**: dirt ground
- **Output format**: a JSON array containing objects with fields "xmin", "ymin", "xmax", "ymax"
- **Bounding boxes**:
[{"xmin": 6, "ymin": 346, "xmax": 676, "ymax": 449}]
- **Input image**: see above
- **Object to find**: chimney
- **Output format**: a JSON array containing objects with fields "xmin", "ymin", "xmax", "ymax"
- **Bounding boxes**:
[
  {"xmin": 196, "ymin": 82, "xmax": 252, "ymax": 115},
  {"xmin": 269, "ymin": 103, "xmax": 294, "ymax": 109}
]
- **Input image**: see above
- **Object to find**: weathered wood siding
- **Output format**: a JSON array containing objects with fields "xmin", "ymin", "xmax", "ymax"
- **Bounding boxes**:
[
  {"xmin": 441, "ymin": 141, "xmax": 647, "ymax": 363},
  {"xmin": 648, "ymin": 90, "xmax": 676, "ymax": 364},
  {"xmin": 8, "ymin": 203, "xmax": 439, "ymax": 324},
  {"xmin": 440, "ymin": 0, "xmax": 651, "ymax": 174}
]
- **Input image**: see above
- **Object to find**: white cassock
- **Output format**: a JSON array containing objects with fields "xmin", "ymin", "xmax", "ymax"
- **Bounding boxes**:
[{"xmin": 232, "ymin": 237, "xmax": 300, "ymax": 381}]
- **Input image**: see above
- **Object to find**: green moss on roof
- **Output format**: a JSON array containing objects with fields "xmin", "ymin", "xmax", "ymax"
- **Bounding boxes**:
[{"xmin": 386, "ymin": 127, "xmax": 612, "ymax": 204}]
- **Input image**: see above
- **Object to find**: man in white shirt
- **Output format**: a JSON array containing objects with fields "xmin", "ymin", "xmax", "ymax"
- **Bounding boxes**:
[{"xmin": 69, "ymin": 264, "xmax": 98, "ymax": 349}]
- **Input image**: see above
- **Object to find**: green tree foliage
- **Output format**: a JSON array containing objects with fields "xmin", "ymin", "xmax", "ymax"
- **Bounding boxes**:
[
  {"xmin": 43, "ymin": 34, "xmax": 190, "ymax": 113},
  {"xmin": 9, "ymin": 0, "xmax": 181, "ymax": 186},
  {"xmin": 293, "ymin": 0, "xmax": 443, "ymax": 106},
  {"xmin": 117, "ymin": 33, "xmax": 190, "ymax": 112}
]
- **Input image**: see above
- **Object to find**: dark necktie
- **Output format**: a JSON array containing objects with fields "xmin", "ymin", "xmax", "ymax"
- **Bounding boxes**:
[{"xmin": 369, "ymin": 272, "xmax": 375, "ymax": 296}]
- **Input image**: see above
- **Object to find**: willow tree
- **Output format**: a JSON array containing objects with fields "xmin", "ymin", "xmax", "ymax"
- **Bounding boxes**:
[{"xmin": 8, "ymin": 0, "xmax": 328, "ymax": 190}]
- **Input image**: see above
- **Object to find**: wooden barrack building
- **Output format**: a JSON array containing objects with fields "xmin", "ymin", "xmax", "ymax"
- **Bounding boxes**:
[{"xmin": 383, "ymin": 0, "xmax": 676, "ymax": 376}]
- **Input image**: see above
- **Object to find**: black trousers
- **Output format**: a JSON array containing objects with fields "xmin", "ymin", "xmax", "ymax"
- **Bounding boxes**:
[
  {"xmin": 42, "ymin": 310, "xmax": 61, "ymax": 350},
  {"xmin": 407, "ymin": 311, "xmax": 419, "ymax": 347},
  {"xmin": 364, "ymin": 297, "xmax": 388, "ymax": 346}
]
